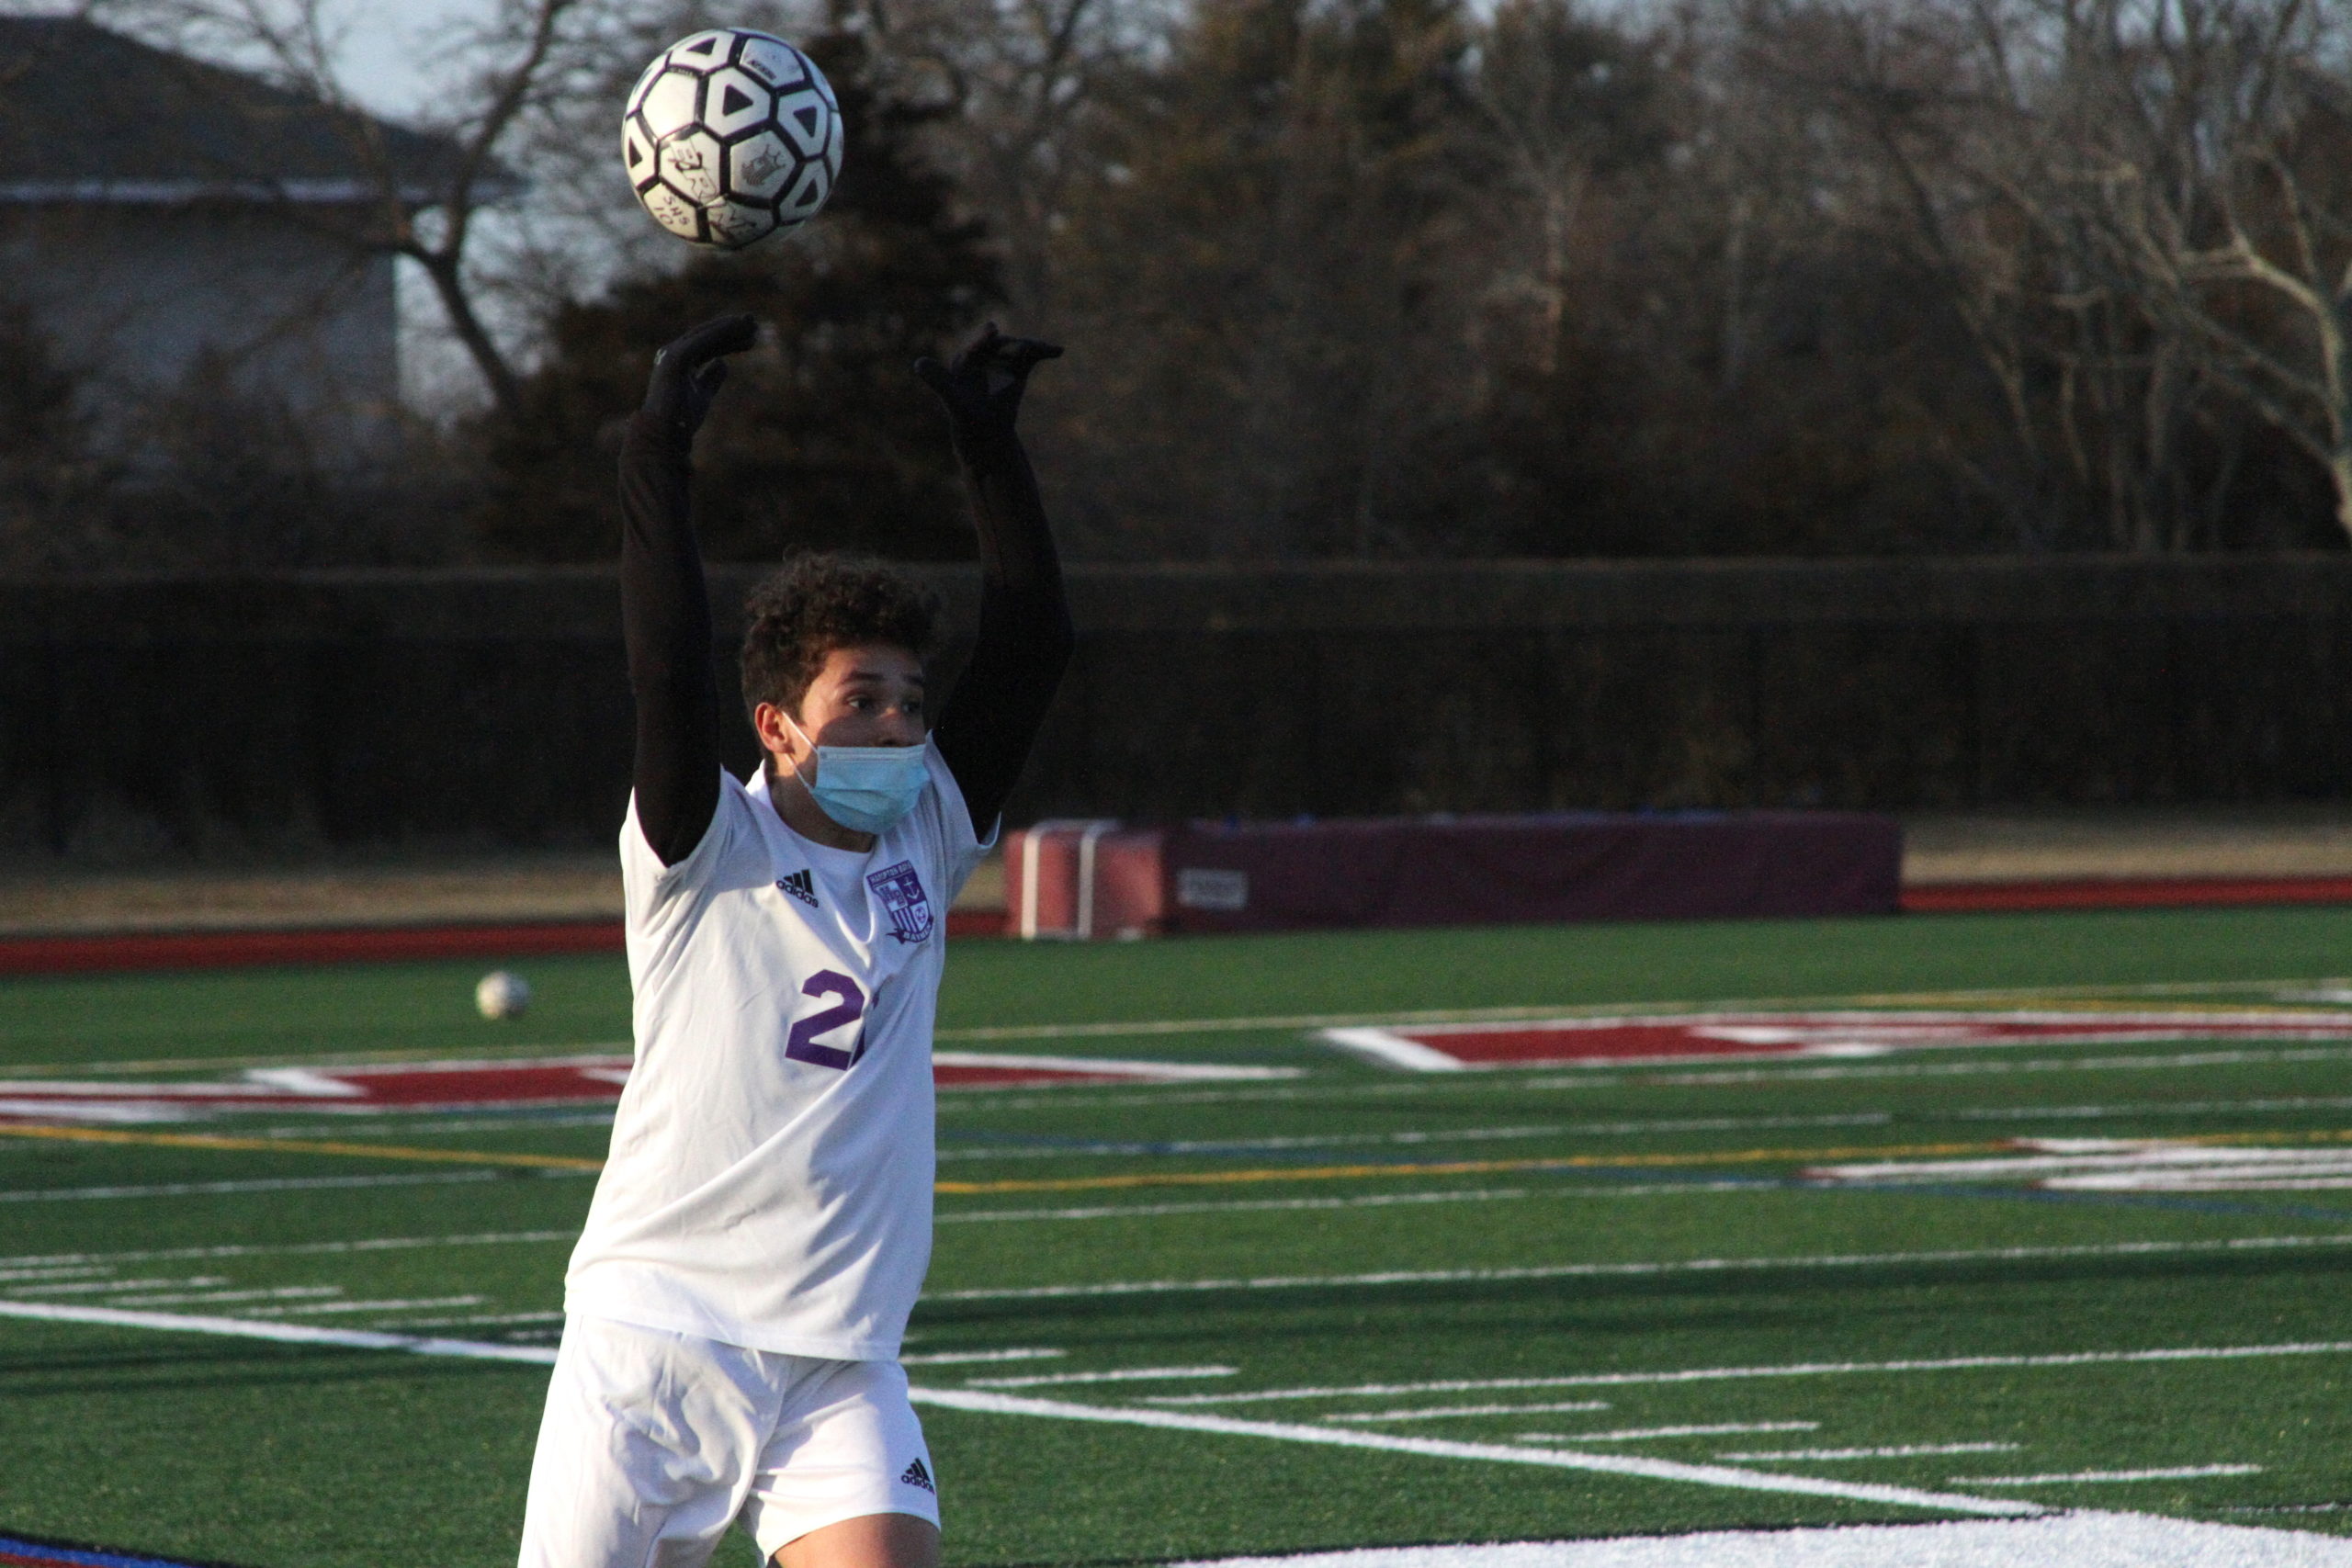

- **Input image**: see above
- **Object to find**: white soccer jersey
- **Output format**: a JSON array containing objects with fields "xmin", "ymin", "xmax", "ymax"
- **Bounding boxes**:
[{"xmin": 563, "ymin": 739, "xmax": 988, "ymax": 1359}]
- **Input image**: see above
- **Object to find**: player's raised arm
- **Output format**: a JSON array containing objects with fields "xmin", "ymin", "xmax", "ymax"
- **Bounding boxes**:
[
  {"xmin": 621, "ymin": 313, "xmax": 758, "ymax": 867},
  {"xmin": 919, "ymin": 325, "xmax": 1077, "ymax": 833}
]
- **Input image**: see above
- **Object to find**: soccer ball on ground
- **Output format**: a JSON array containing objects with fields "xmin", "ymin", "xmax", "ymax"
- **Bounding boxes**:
[
  {"xmin": 624, "ymin": 28, "xmax": 843, "ymax": 250},
  {"xmin": 475, "ymin": 970, "xmax": 532, "ymax": 1021}
]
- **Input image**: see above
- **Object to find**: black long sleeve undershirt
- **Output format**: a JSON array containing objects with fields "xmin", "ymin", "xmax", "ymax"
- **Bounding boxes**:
[
  {"xmin": 931, "ymin": 432, "xmax": 1077, "ymax": 835},
  {"xmin": 620, "ymin": 413, "xmax": 1073, "ymax": 868}
]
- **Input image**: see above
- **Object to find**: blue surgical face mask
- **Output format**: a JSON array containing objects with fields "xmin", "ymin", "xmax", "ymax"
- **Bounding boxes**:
[{"xmin": 781, "ymin": 714, "xmax": 928, "ymax": 835}]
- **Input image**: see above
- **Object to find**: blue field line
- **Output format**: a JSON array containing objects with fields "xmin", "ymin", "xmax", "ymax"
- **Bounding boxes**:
[{"xmin": 0, "ymin": 1536, "xmax": 218, "ymax": 1567}]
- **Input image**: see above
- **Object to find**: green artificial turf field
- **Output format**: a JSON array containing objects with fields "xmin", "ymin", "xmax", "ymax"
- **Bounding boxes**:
[{"xmin": 5, "ymin": 906, "xmax": 2352, "ymax": 1564}]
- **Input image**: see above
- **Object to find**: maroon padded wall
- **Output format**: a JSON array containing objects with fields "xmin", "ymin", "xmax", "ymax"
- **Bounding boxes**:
[{"xmin": 1011, "ymin": 812, "xmax": 1902, "ymax": 937}]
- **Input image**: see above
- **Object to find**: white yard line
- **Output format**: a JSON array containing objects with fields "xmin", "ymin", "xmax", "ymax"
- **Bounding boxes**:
[
  {"xmin": 899, "ymin": 1348, "xmax": 1066, "ymax": 1366},
  {"xmin": 1634, "ymin": 1045, "xmax": 2352, "ymax": 1088},
  {"xmin": 107, "ymin": 1286, "xmax": 343, "ymax": 1306},
  {"xmin": 948, "ymin": 1044, "xmax": 2352, "ymax": 1112},
  {"xmin": 928, "ymin": 982, "xmax": 2352, "ymax": 1046},
  {"xmin": 0, "ymin": 1171, "xmax": 516, "ymax": 1203},
  {"xmin": 1144, "ymin": 1340, "xmax": 2352, "ymax": 1404},
  {"xmin": 965, "ymin": 1365, "xmax": 1237, "ymax": 1388},
  {"xmin": 937, "ymin": 1190, "xmax": 1533, "ymax": 1224},
  {"xmin": 1518, "ymin": 1423, "xmax": 1819, "ymax": 1443},
  {"xmin": 1952, "ymin": 1095, "xmax": 2352, "ymax": 1122},
  {"xmin": 902, "ymin": 1386, "xmax": 2041, "ymax": 1517},
  {"xmin": 1962, "ymin": 1464, "xmax": 2263, "ymax": 1485},
  {"xmin": 0, "ymin": 1229, "xmax": 578, "ymax": 1271},
  {"xmin": 1163, "ymin": 1513, "xmax": 2352, "ymax": 1566},
  {"xmin": 0, "ymin": 1297, "xmax": 558, "ymax": 1365},
  {"xmin": 5, "ymin": 1276, "xmax": 222, "ymax": 1297},
  {"xmin": 1318, "ymin": 1401, "xmax": 1611, "ymax": 1423},
  {"xmin": 245, "ymin": 1295, "xmax": 487, "ymax": 1317},
  {"xmin": 926, "ymin": 1234, "xmax": 2352, "ymax": 1303},
  {"xmin": 1721, "ymin": 1444, "xmax": 2022, "ymax": 1461},
  {"xmin": 0, "ymin": 1296, "xmax": 2260, "ymax": 1523},
  {"xmin": 1148, "ymin": 1378, "xmax": 1654, "ymax": 1406},
  {"xmin": 939, "ymin": 1113, "xmax": 1896, "ymax": 1164}
]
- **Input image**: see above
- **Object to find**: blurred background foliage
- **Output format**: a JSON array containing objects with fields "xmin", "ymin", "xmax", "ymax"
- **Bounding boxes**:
[{"xmin": 6, "ymin": 0, "xmax": 2352, "ymax": 569}]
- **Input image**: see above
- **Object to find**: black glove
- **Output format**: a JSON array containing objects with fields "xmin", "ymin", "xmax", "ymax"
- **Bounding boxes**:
[
  {"xmin": 641, "ymin": 314, "xmax": 758, "ymax": 443},
  {"xmin": 915, "ymin": 324, "xmax": 1063, "ymax": 458}
]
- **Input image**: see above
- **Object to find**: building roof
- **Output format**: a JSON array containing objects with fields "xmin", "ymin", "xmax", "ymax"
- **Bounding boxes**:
[{"xmin": 0, "ymin": 16, "xmax": 514, "ymax": 205}]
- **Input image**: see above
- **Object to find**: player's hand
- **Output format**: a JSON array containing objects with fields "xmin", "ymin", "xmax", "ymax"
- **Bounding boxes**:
[
  {"xmin": 642, "ymin": 314, "xmax": 758, "ymax": 442},
  {"xmin": 915, "ymin": 324, "xmax": 1063, "ymax": 448}
]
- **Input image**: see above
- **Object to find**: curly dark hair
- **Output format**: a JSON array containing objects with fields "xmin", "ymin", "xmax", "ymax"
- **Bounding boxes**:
[{"xmin": 739, "ymin": 553, "xmax": 941, "ymax": 722}]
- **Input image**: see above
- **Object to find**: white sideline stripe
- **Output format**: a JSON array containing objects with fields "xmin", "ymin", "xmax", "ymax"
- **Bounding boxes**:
[
  {"xmin": 1142, "ymin": 1339, "xmax": 2352, "ymax": 1404},
  {"xmin": 1320, "ymin": 1400, "xmax": 1611, "ymax": 1423},
  {"xmin": 0, "ymin": 1171, "xmax": 514, "ymax": 1202},
  {"xmin": 1163, "ymin": 1512, "xmax": 2352, "ymax": 1566},
  {"xmin": 0, "ymin": 1299, "xmax": 2255, "ymax": 1525},
  {"xmin": 0, "ymin": 1266, "xmax": 111, "ymax": 1283},
  {"xmin": 936, "ymin": 1190, "xmax": 1533, "ymax": 1224},
  {"xmin": 900, "ymin": 1348, "xmax": 1065, "ymax": 1366},
  {"xmin": 1721, "ymin": 1443, "xmax": 2022, "ymax": 1461},
  {"xmin": 1518, "ymin": 1423, "xmax": 1819, "ymax": 1443},
  {"xmin": 965, "ymin": 1365, "xmax": 1236, "ymax": 1388},
  {"xmin": 0, "ymin": 1298, "xmax": 559, "ymax": 1364},
  {"xmin": 1321, "ymin": 1029, "xmax": 1471, "ymax": 1072},
  {"xmin": 1963, "ymin": 1464, "xmax": 2264, "ymax": 1485},
  {"xmin": 901, "ymin": 1386, "xmax": 2041, "ymax": 1517},
  {"xmin": 0, "ymin": 1229, "xmax": 578, "ymax": 1270},
  {"xmin": 926, "ymin": 1233, "xmax": 2352, "ymax": 1302}
]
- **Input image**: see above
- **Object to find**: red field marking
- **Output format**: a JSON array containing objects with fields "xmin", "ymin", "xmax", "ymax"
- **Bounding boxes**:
[
  {"xmin": 1902, "ymin": 876, "xmax": 2352, "ymax": 912},
  {"xmin": 0, "ymin": 1051, "xmax": 1285, "ymax": 1124},
  {"xmin": 1321, "ymin": 1009, "xmax": 2352, "ymax": 1071}
]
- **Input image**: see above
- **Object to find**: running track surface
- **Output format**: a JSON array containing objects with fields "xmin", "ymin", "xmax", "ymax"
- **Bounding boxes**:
[{"xmin": 5, "ymin": 875, "xmax": 2352, "ymax": 975}]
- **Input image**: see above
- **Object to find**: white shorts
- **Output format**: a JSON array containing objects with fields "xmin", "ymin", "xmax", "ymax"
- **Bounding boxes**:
[{"xmin": 518, "ymin": 1314, "xmax": 940, "ymax": 1568}]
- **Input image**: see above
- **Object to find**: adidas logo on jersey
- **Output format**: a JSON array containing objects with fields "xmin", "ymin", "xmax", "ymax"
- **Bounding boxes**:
[
  {"xmin": 899, "ymin": 1458, "xmax": 936, "ymax": 1494},
  {"xmin": 775, "ymin": 870, "xmax": 818, "ymax": 908}
]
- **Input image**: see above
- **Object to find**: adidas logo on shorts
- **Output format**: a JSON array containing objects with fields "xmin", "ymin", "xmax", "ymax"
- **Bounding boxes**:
[
  {"xmin": 899, "ymin": 1458, "xmax": 936, "ymax": 1495},
  {"xmin": 776, "ymin": 869, "xmax": 819, "ymax": 908}
]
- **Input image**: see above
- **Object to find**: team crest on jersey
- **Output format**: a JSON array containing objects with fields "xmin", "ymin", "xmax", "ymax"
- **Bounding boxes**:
[{"xmin": 867, "ymin": 860, "xmax": 933, "ymax": 943}]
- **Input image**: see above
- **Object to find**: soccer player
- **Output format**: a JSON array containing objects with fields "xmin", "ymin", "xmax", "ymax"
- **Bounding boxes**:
[{"xmin": 518, "ymin": 313, "xmax": 1072, "ymax": 1568}]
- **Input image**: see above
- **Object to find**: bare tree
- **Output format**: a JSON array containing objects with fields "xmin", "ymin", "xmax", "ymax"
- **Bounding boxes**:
[
  {"xmin": 87, "ymin": 0, "xmax": 616, "ymax": 422},
  {"xmin": 2048, "ymin": 0, "xmax": 2352, "ymax": 536}
]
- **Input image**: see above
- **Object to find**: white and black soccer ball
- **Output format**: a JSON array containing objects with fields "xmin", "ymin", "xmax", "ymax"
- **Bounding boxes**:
[
  {"xmin": 623, "ymin": 28, "xmax": 843, "ymax": 251},
  {"xmin": 475, "ymin": 970, "xmax": 532, "ymax": 1021}
]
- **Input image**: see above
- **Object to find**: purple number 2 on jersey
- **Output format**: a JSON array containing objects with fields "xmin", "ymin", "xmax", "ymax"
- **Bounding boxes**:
[{"xmin": 786, "ymin": 970, "xmax": 867, "ymax": 1070}]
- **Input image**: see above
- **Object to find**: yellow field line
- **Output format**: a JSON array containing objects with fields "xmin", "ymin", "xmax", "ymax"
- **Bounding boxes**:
[
  {"xmin": 6, "ymin": 1122, "xmax": 2351, "ymax": 1193},
  {"xmin": 0, "ymin": 1122, "xmax": 602, "ymax": 1170}
]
